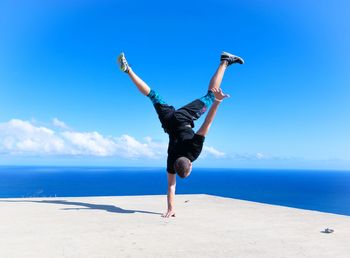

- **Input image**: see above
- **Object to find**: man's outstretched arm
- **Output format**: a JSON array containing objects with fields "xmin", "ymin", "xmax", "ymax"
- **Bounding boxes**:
[
  {"xmin": 197, "ymin": 88, "xmax": 229, "ymax": 137},
  {"xmin": 163, "ymin": 173, "xmax": 176, "ymax": 218}
]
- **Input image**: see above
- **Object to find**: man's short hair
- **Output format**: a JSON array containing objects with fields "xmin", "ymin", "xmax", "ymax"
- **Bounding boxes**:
[{"xmin": 174, "ymin": 157, "xmax": 192, "ymax": 178}]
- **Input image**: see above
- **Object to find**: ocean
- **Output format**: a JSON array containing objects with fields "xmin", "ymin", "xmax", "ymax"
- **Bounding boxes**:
[{"xmin": 0, "ymin": 166, "xmax": 349, "ymax": 216}]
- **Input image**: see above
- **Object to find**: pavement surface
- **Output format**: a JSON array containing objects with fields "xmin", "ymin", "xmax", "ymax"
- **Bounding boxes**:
[{"xmin": 0, "ymin": 194, "xmax": 349, "ymax": 258}]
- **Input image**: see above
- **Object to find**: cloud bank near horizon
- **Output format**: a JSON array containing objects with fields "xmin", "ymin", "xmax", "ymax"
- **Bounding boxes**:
[{"xmin": 0, "ymin": 119, "xmax": 226, "ymax": 159}]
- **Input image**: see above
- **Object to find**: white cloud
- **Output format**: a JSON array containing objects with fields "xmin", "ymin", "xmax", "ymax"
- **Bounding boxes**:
[
  {"xmin": 0, "ymin": 119, "xmax": 222, "ymax": 160},
  {"xmin": 256, "ymin": 152, "xmax": 266, "ymax": 160},
  {"xmin": 0, "ymin": 119, "xmax": 65, "ymax": 155},
  {"xmin": 52, "ymin": 118, "xmax": 69, "ymax": 130},
  {"xmin": 113, "ymin": 135, "xmax": 167, "ymax": 158},
  {"xmin": 61, "ymin": 131, "xmax": 117, "ymax": 156},
  {"xmin": 201, "ymin": 146, "xmax": 226, "ymax": 158},
  {"xmin": 229, "ymin": 152, "xmax": 273, "ymax": 161}
]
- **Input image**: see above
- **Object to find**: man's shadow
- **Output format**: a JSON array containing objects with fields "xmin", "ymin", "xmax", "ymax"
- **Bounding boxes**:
[{"xmin": 0, "ymin": 199, "xmax": 162, "ymax": 215}]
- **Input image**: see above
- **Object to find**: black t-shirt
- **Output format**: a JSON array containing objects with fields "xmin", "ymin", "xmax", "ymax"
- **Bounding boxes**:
[{"xmin": 167, "ymin": 127, "xmax": 205, "ymax": 174}]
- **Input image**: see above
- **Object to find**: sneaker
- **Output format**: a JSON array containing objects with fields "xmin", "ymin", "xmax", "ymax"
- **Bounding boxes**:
[
  {"xmin": 221, "ymin": 51, "xmax": 244, "ymax": 65},
  {"xmin": 117, "ymin": 52, "xmax": 130, "ymax": 73}
]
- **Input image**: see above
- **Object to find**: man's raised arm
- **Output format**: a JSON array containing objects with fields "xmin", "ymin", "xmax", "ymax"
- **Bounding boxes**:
[{"xmin": 196, "ymin": 88, "xmax": 229, "ymax": 137}]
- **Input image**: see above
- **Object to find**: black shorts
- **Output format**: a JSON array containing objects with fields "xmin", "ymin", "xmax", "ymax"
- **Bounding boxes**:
[{"xmin": 148, "ymin": 90, "xmax": 215, "ymax": 133}]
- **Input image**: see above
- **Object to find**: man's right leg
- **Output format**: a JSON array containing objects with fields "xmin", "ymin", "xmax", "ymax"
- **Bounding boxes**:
[
  {"xmin": 117, "ymin": 52, "xmax": 173, "ymax": 131},
  {"xmin": 118, "ymin": 53, "xmax": 166, "ymax": 105},
  {"xmin": 118, "ymin": 52, "xmax": 151, "ymax": 96},
  {"xmin": 127, "ymin": 68, "xmax": 152, "ymax": 96}
]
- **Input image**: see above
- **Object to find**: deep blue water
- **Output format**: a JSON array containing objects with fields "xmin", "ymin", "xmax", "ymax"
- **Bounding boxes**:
[{"xmin": 0, "ymin": 166, "xmax": 349, "ymax": 216}]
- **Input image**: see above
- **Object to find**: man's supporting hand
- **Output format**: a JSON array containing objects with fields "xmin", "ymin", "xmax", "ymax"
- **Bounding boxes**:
[
  {"xmin": 163, "ymin": 173, "xmax": 176, "ymax": 218},
  {"xmin": 162, "ymin": 209, "xmax": 176, "ymax": 218}
]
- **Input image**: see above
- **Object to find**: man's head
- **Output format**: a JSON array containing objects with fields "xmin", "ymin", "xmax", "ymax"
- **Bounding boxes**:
[{"xmin": 174, "ymin": 157, "xmax": 192, "ymax": 178}]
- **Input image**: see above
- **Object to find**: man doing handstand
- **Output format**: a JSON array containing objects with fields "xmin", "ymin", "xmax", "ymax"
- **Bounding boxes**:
[{"xmin": 117, "ymin": 51, "xmax": 244, "ymax": 217}]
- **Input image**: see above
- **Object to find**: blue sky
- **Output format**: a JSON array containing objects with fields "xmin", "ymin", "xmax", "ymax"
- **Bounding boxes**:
[{"xmin": 0, "ymin": 0, "xmax": 349, "ymax": 169}]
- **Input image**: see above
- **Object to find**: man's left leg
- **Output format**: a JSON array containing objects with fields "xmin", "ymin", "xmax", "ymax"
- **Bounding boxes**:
[
  {"xmin": 175, "ymin": 52, "xmax": 244, "ymax": 126},
  {"xmin": 207, "ymin": 51, "xmax": 244, "ymax": 92},
  {"xmin": 175, "ymin": 91, "xmax": 215, "ymax": 127}
]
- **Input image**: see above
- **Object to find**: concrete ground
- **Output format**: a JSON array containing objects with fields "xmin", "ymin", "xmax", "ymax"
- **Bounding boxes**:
[{"xmin": 0, "ymin": 194, "xmax": 349, "ymax": 258}]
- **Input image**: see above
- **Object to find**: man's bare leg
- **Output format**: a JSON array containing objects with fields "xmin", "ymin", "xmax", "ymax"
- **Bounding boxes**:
[
  {"xmin": 128, "ymin": 68, "xmax": 151, "ymax": 96},
  {"xmin": 208, "ymin": 51, "xmax": 245, "ymax": 91},
  {"xmin": 208, "ymin": 61, "xmax": 228, "ymax": 92},
  {"xmin": 117, "ymin": 52, "xmax": 151, "ymax": 96}
]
